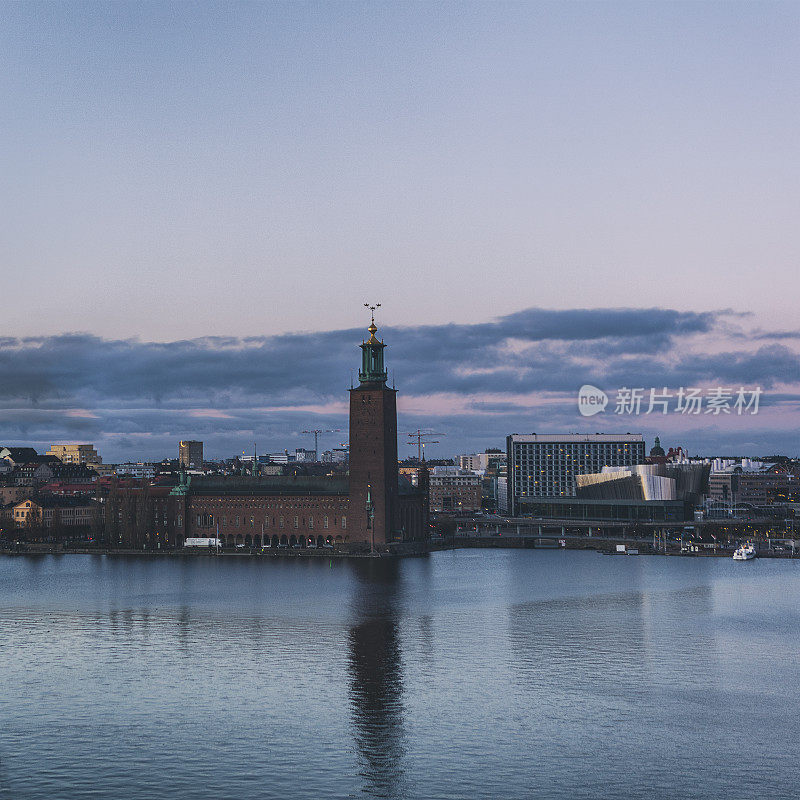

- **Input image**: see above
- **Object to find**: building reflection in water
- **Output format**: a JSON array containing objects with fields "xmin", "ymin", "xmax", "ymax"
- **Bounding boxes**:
[{"xmin": 347, "ymin": 559, "xmax": 409, "ymax": 799}]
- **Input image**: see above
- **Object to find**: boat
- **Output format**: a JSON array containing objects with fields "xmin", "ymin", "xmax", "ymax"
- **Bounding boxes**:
[{"xmin": 733, "ymin": 543, "xmax": 756, "ymax": 561}]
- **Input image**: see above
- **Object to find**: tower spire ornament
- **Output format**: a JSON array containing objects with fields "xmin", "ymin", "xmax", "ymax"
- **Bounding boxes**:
[
  {"xmin": 359, "ymin": 302, "xmax": 387, "ymax": 384},
  {"xmin": 364, "ymin": 302, "xmax": 381, "ymax": 344}
]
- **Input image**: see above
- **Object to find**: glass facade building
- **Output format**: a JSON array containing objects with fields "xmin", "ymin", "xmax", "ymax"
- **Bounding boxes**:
[{"xmin": 506, "ymin": 434, "xmax": 646, "ymax": 515}]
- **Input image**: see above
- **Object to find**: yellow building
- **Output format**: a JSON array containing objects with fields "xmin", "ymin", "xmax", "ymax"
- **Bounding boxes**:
[
  {"xmin": 12, "ymin": 499, "xmax": 41, "ymax": 527},
  {"xmin": 46, "ymin": 444, "xmax": 102, "ymax": 465},
  {"xmin": 12, "ymin": 498, "xmax": 96, "ymax": 528}
]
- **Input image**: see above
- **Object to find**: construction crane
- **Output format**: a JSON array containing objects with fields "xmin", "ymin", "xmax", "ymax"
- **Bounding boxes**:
[
  {"xmin": 406, "ymin": 430, "xmax": 445, "ymax": 461},
  {"xmin": 301, "ymin": 429, "xmax": 342, "ymax": 461}
]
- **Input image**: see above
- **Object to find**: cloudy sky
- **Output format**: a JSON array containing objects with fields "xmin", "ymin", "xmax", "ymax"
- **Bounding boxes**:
[
  {"xmin": 1, "ymin": 308, "xmax": 798, "ymax": 460},
  {"xmin": 1, "ymin": 2, "xmax": 798, "ymax": 460}
]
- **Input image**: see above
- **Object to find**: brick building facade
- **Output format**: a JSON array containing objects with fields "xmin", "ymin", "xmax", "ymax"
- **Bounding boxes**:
[
  {"xmin": 708, "ymin": 470, "xmax": 795, "ymax": 506},
  {"xmin": 348, "ymin": 319, "xmax": 400, "ymax": 546},
  {"xmin": 428, "ymin": 467, "xmax": 483, "ymax": 512},
  {"xmin": 185, "ymin": 476, "xmax": 350, "ymax": 546}
]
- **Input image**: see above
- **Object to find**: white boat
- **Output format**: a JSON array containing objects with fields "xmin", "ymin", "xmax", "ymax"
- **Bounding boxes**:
[{"xmin": 733, "ymin": 543, "xmax": 756, "ymax": 561}]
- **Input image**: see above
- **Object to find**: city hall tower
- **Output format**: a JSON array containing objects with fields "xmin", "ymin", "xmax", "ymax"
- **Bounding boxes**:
[{"xmin": 349, "ymin": 312, "xmax": 399, "ymax": 545}]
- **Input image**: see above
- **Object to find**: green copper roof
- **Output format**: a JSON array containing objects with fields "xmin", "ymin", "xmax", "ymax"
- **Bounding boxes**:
[
  {"xmin": 169, "ymin": 471, "xmax": 191, "ymax": 496},
  {"xmin": 359, "ymin": 322, "xmax": 388, "ymax": 385}
]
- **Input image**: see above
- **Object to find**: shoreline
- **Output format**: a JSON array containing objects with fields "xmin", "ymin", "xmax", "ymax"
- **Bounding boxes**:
[{"xmin": 1, "ymin": 539, "xmax": 797, "ymax": 559}]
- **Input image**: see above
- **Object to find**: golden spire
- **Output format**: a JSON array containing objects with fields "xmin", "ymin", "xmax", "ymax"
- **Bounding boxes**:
[{"xmin": 364, "ymin": 302, "xmax": 381, "ymax": 343}]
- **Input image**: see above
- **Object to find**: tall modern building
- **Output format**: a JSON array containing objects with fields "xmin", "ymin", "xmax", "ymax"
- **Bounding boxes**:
[
  {"xmin": 178, "ymin": 440, "xmax": 203, "ymax": 470},
  {"xmin": 506, "ymin": 433, "xmax": 645, "ymax": 515}
]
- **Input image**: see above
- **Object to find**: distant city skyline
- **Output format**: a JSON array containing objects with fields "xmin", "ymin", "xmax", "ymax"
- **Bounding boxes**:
[
  {"xmin": 2, "ymin": 2, "xmax": 799, "ymax": 340},
  {"xmin": 1, "ymin": 307, "xmax": 799, "ymax": 461}
]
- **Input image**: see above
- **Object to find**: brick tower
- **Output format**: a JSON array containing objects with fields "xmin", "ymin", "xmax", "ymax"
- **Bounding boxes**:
[{"xmin": 349, "ymin": 312, "xmax": 399, "ymax": 548}]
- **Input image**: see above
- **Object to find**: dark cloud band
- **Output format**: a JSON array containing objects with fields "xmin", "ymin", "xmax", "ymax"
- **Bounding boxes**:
[{"xmin": 0, "ymin": 307, "xmax": 797, "ymax": 458}]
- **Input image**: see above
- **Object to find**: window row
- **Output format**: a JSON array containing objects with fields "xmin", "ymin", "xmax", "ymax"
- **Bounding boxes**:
[{"xmin": 196, "ymin": 513, "xmax": 345, "ymax": 530}]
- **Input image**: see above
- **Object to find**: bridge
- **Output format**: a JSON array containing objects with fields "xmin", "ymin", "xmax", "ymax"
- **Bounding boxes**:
[{"xmin": 435, "ymin": 514, "xmax": 800, "ymax": 555}]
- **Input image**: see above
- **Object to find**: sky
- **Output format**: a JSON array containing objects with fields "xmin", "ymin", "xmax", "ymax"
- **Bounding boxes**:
[{"xmin": 1, "ymin": 2, "xmax": 799, "ymax": 460}]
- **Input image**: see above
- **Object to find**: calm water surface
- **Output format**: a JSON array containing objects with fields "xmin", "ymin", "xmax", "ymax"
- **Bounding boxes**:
[{"xmin": 1, "ymin": 550, "xmax": 799, "ymax": 799}]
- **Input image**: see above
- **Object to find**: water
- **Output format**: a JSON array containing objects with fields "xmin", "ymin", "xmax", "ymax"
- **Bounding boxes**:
[{"xmin": 1, "ymin": 549, "xmax": 799, "ymax": 800}]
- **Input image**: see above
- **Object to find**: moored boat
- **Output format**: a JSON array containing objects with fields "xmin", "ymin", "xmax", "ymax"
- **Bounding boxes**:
[{"xmin": 733, "ymin": 543, "xmax": 756, "ymax": 561}]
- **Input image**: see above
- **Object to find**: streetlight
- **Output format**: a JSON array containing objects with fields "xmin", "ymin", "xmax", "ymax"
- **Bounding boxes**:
[
  {"xmin": 456, "ymin": 500, "xmax": 462, "ymax": 542},
  {"xmin": 366, "ymin": 484, "xmax": 375, "ymax": 554}
]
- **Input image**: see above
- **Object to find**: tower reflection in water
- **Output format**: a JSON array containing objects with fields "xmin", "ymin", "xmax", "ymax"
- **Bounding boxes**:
[{"xmin": 347, "ymin": 559, "xmax": 408, "ymax": 799}]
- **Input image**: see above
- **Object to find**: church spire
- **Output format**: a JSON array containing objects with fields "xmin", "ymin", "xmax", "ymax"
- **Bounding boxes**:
[{"xmin": 359, "ymin": 303, "xmax": 388, "ymax": 385}]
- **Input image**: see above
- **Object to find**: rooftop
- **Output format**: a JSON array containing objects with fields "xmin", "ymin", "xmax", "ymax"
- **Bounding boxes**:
[
  {"xmin": 190, "ymin": 475, "xmax": 350, "ymax": 496},
  {"xmin": 509, "ymin": 434, "xmax": 644, "ymax": 444}
]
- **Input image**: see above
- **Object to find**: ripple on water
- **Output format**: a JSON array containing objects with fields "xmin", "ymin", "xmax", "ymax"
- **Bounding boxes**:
[{"xmin": 1, "ymin": 550, "xmax": 800, "ymax": 800}]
